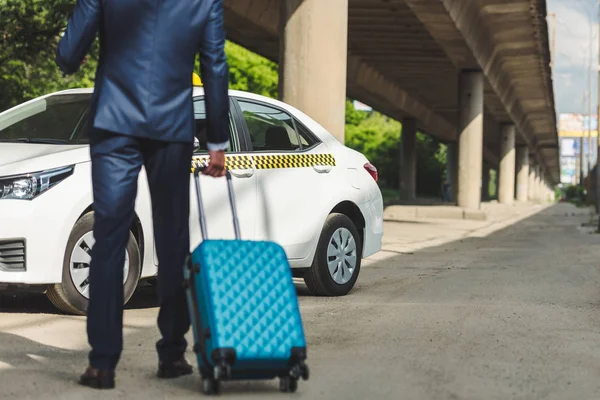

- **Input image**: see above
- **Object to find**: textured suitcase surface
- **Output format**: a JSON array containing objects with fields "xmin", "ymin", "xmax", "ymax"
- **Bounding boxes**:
[
  {"xmin": 184, "ymin": 167, "xmax": 308, "ymax": 394},
  {"xmin": 188, "ymin": 239, "xmax": 306, "ymax": 369},
  {"xmin": 185, "ymin": 239, "xmax": 309, "ymax": 393}
]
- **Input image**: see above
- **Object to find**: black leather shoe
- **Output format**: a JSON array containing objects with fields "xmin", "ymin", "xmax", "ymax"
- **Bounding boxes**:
[
  {"xmin": 78, "ymin": 366, "xmax": 115, "ymax": 389},
  {"xmin": 157, "ymin": 357, "xmax": 193, "ymax": 379}
]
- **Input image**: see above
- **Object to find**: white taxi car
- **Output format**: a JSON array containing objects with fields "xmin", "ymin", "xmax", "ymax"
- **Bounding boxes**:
[{"xmin": 0, "ymin": 81, "xmax": 383, "ymax": 315}]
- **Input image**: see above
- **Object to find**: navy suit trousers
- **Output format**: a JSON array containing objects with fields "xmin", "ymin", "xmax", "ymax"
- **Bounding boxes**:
[{"xmin": 87, "ymin": 129, "xmax": 193, "ymax": 370}]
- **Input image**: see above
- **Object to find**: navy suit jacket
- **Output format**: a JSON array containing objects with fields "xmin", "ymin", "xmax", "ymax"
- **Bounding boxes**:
[{"xmin": 56, "ymin": 0, "xmax": 230, "ymax": 148}]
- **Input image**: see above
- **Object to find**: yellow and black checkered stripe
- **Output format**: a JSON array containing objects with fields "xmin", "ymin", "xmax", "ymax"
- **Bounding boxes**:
[
  {"xmin": 190, "ymin": 153, "xmax": 335, "ymax": 172},
  {"xmin": 190, "ymin": 155, "xmax": 253, "ymax": 173},
  {"xmin": 253, "ymin": 154, "xmax": 336, "ymax": 170}
]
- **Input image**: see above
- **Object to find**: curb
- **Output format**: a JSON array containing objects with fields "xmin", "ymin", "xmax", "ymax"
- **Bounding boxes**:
[{"xmin": 384, "ymin": 205, "xmax": 488, "ymax": 221}]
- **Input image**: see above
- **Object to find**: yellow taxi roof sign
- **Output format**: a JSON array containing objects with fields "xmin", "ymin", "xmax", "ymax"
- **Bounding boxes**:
[{"xmin": 192, "ymin": 73, "xmax": 202, "ymax": 86}]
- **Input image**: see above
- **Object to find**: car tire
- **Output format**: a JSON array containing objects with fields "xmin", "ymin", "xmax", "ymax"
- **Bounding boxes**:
[
  {"xmin": 46, "ymin": 212, "xmax": 141, "ymax": 316},
  {"xmin": 304, "ymin": 213, "xmax": 362, "ymax": 296}
]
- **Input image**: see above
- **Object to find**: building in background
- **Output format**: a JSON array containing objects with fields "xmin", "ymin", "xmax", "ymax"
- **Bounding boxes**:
[{"xmin": 558, "ymin": 113, "xmax": 598, "ymax": 185}]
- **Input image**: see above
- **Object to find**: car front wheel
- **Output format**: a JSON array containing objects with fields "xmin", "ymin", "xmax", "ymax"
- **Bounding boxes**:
[
  {"xmin": 304, "ymin": 213, "xmax": 362, "ymax": 296},
  {"xmin": 46, "ymin": 212, "xmax": 141, "ymax": 315}
]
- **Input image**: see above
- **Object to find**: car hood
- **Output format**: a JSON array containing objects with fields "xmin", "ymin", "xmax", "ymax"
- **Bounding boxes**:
[{"xmin": 0, "ymin": 143, "xmax": 90, "ymax": 177}]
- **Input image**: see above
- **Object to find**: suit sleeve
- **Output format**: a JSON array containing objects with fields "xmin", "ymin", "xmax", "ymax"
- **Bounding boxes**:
[
  {"xmin": 199, "ymin": 0, "xmax": 230, "ymax": 150},
  {"xmin": 55, "ymin": 0, "xmax": 101, "ymax": 75}
]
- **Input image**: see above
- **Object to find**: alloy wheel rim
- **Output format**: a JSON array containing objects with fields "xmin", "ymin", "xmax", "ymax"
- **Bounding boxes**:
[
  {"xmin": 326, "ymin": 227, "xmax": 357, "ymax": 285},
  {"xmin": 69, "ymin": 231, "xmax": 129, "ymax": 299}
]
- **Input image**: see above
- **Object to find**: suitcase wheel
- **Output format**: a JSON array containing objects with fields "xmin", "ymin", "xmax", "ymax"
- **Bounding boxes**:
[
  {"xmin": 213, "ymin": 364, "xmax": 231, "ymax": 381},
  {"xmin": 300, "ymin": 363, "xmax": 309, "ymax": 380},
  {"xmin": 290, "ymin": 362, "xmax": 310, "ymax": 381},
  {"xmin": 279, "ymin": 376, "xmax": 298, "ymax": 393},
  {"xmin": 201, "ymin": 377, "xmax": 220, "ymax": 395}
]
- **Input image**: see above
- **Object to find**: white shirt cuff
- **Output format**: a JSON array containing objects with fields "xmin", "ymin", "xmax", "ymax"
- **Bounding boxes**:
[{"xmin": 206, "ymin": 140, "xmax": 229, "ymax": 151}]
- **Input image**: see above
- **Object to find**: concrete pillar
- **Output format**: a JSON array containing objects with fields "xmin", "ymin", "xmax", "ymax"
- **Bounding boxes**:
[
  {"xmin": 534, "ymin": 166, "xmax": 542, "ymax": 202},
  {"xmin": 540, "ymin": 184, "xmax": 545, "ymax": 203},
  {"xmin": 481, "ymin": 164, "xmax": 490, "ymax": 201},
  {"xmin": 279, "ymin": 0, "xmax": 348, "ymax": 143},
  {"xmin": 528, "ymin": 157, "xmax": 536, "ymax": 201},
  {"xmin": 400, "ymin": 118, "xmax": 417, "ymax": 201},
  {"xmin": 516, "ymin": 146, "xmax": 529, "ymax": 202},
  {"xmin": 538, "ymin": 170, "xmax": 545, "ymax": 202},
  {"xmin": 498, "ymin": 125, "xmax": 516, "ymax": 204},
  {"xmin": 457, "ymin": 70, "xmax": 484, "ymax": 209},
  {"xmin": 446, "ymin": 141, "xmax": 458, "ymax": 202}
]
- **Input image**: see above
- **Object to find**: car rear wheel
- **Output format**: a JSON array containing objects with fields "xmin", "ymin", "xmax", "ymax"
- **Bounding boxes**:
[
  {"xmin": 46, "ymin": 212, "xmax": 141, "ymax": 316},
  {"xmin": 304, "ymin": 213, "xmax": 362, "ymax": 296}
]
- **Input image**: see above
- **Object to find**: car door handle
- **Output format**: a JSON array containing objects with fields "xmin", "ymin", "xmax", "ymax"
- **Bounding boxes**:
[
  {"xmin": 229, "ymin": 169, "xmax": 255, "ymax": 178},
  {"xmin": 313, "ymin": 165, "xmax": 332, "ymax": 173}
]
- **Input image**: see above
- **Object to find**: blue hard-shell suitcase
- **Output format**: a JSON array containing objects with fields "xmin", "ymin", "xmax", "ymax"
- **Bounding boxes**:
[{"xmin": 183, "ymin": 167, "xmax": 309, "ymax": 395}]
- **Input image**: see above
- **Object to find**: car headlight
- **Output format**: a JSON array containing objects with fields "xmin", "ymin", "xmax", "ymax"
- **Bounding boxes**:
[{"xmin": 0, "ymin": 165, "xmax": 75, "ymax": 200}]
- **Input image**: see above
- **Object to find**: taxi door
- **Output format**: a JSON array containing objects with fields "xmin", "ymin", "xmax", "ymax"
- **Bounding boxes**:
[
  {"xmin": 189, "ymin": 97, "xmax": 257, "ymax": 246},
  {"xmin": 153, "ymin": 97, "xmax": 257, "ymax": 267},
  {"xmin": 233, "ymin": 97, "xmax": 332, "ymax": 261}
]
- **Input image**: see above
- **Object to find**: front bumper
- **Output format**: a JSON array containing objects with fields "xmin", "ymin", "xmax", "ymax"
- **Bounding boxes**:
[
  {"xmin": 0, "ymin": 164, "xmax": 92, "ymax": 286},
  {"xmin": 0, "ymin": 201, "xmax": 65, "ymax": 285}
]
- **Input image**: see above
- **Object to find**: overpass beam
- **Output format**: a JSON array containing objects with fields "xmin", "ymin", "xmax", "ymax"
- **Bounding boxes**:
[
  {"xmin": 498, "ymin": 125, "xmax": 516, "ymax": 204},
  {"xmin": 279, "ymin": 0, "xmax": 348, "ymax": 143},
  {"xmin": 516, "ymin": 146, "xmax": 529, "ymax": 202},
  {"xmin": 400, "ymin": 118, "xmax": 417, "ymax": 201},
  {"xmin": 457, "ymin": 70, "xmax": 484, "ymax": 209}
]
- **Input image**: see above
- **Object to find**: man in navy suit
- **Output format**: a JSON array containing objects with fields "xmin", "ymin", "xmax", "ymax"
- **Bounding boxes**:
[{"xmin": 56, "ymin": 0, "xmax": 230, "ymax": 389}]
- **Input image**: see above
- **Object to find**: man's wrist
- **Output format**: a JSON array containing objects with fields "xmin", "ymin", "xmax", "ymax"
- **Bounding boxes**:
[{"xmin": 207, "ymin": 140, "xmax": 229, "ymax": 152}]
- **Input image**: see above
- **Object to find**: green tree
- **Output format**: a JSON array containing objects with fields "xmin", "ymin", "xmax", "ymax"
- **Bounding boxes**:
[
  {"xmin": 345, "ymin": 99, "xmax": 369, "ymax": 126},
  {"xmin": 345, "ymin": 111, "xmax": 401, "ymax": 188},
  {"xmin": 0, "ymin": 0, "xmax": 99, "ymax": 111},
  {"xmin": 416, "ymin": 132, "xmax": 447, "ymax": 197},
  {"xmin": 345, "ymin": 103, "xmax": 447, "ymax": 197},
  {"xmin": 195, "ymin": 41, "xmax": 279, "ymax": 99},
  {"xmin": 223, "ymin": 42, "xmax": 279, "ymax": 98}
]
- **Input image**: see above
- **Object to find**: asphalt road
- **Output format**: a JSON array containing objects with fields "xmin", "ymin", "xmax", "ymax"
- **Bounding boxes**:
[{"xmin": 2, "ymin": 203, "xmax": 600, "ymax": 399}]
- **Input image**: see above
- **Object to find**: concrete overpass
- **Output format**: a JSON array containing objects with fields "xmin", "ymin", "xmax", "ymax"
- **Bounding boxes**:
[{"xmin": 222, "ymin": 0, "xmax": 558, "ymax": 208}]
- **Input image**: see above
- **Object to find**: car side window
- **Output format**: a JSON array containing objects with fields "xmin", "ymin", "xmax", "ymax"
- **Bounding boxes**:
[
  {"xmin": 237, "ymin": 100, "xmax": 302, "ymax": 152},
  {"xmin": 294, "ymin": 119, "xmax": 319, "ymax": 149},
  {"xmin": 193, "ymin": 98, "xmax": 237, "ymax": 153}
]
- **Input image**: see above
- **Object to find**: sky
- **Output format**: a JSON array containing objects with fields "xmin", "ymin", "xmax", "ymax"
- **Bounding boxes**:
[{"xmin": 547, "ymin": 0, "xmax": 599, "ymax": 115}]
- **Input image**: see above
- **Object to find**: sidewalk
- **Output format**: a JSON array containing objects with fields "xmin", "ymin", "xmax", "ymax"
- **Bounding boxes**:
[
  {"xmin": 382, "ymin": 199, "xmax": 560, "ymax": 222},
  {"xmin": 366, "ymin": 201, "xmax": 557, "ymax": 266}
]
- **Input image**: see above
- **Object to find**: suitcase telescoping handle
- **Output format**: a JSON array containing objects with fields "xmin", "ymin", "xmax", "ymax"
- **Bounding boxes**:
[{"xmin": 193, "ymin": 166, "xmax": 242, "ymax": 241}]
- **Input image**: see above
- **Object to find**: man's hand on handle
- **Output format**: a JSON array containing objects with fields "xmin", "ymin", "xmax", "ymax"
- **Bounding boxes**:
[{"xmin": 203, "ymin": 150, "xmax": 226, "ymax": 177}]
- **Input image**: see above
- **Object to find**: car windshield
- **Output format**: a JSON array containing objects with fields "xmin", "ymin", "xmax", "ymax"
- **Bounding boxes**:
[{"xmin": 0, "ymin": 93, "xmax": 91, "ymax": 144}]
